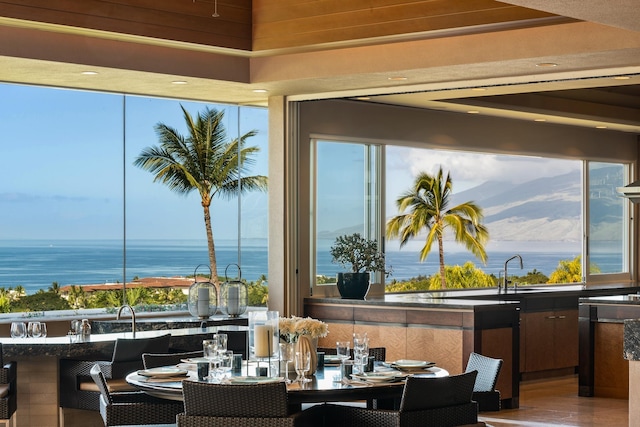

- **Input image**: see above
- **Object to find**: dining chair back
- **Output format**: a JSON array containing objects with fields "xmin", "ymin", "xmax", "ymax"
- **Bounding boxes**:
[
  {"xmin": 322, "ymin": 371, "xmax": 482, "ymax": 427},
  {"xmin": 178, "ymin": 380, "xmax": 317, "ymax": 427},
  {"xmin": 465, "ymin": 352, "xmax": 503, "ymax": 411},
  {"xmin": 60, "ymin": 333, "xmax": 172, "ymax": 411},
  {"xmin": 143, "ymin": 350, "xmax": 204, "ymax": 370},
  {"xmin": 90, "ymin": 363, "xmax": 184, "ymax": 426}
]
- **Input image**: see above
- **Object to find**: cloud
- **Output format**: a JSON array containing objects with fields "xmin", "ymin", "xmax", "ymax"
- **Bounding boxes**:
[{"xmin": 390, "ymin": 148, "xmax": 580, "ymax": 189}]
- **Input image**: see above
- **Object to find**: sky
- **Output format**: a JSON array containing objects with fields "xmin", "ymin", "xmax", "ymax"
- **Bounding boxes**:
[
  {"xmin": 1, "ymin": 82, "xmax": 581, "ymax": 243},
  {"xmin": 1, "ymin": 83, "xmax": 268, "ymax": 241}
]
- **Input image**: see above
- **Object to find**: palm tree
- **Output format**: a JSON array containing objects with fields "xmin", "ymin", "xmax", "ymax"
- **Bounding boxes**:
[
  {"xmin": 386, "ymin": 167, "xmax": 489, "ymax": 289},
  {"xmin": 134, "ymin": 105, "xmax": 268, "ymax": 285}
]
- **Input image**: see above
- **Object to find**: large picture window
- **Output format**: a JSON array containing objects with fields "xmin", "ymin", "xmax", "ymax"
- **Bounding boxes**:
[
  {"xmin": 0, "ymin": 84, "xmax": 268, "ymax": 312},
  {"xmin": 311, "ymin": 141, "xmax": 631, "ymax": 290}
]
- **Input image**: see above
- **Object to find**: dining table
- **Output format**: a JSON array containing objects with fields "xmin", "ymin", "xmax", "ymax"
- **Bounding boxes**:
[{"xmin": 125, "ymin": 357, "xmax": 448, "ymax": 411}]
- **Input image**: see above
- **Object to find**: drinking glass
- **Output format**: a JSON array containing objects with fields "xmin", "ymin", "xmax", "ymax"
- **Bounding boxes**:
[
  {"xmin": 214, "ymin": 333, "xmax": 228, "ymax": 355},
  {"xmin": 336, "ymin": 341, "xmax": 350, "ymax": 362},
  {"xmin": 28, "ymin": 321, "xmax": 42, "ymax": 338},
  {"xmin": 10, "ymin": 322, "xmax": 26, "ymax": 338},
  {"xmin": 40, "ymin": 322, "xmax": 47, "ymax": 338},
  {"xmin": 217, "ymin": 350, "xmax": 233, "ymax": 381},
  {"xmin": 295, "ymin": 351, "xmax": 311, "ymax": 383}
]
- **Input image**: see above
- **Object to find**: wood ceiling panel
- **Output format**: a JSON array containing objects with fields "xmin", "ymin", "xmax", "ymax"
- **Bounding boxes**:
[
  {"xmin": 0, "ymin": 0, "xmax": 252, "ymax": 50},
  {"xmin": 253, "ymin": 0, "xmax": 555, "ymax": 51}
]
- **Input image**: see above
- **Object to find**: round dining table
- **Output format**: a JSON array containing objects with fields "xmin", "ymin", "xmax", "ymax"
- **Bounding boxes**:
[{"xmin": 125, "ymin": 360, "xmax": 448, "ymax": 411}]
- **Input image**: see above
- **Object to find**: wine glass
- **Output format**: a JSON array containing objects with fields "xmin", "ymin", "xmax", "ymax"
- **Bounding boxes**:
[
  {"xmin": 295, "ymin": 351, "xmax": 311, "ymax": 383},
  {"xmin": 28, "ymin": 321, "xmax": 42, "ymax": 338},
  {"xmin": 40, "ymin": 322, "xmax": 47, "ymax": 338},
  {"xmin": 203, "ymin": 339, "xmax": 219, "ymax": 381},
  {"xmin": 10, "ymin": 322, "xmax": 26, "ymax": 338},
  {"xmin": 279, "ymin": 343, "xmax": 294, "ymax": 383}
]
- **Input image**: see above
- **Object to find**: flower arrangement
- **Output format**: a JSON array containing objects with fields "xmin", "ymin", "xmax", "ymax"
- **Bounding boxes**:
[{"xmin": 279, "ymin": 315, "xmax": 329, "ymax": 343}]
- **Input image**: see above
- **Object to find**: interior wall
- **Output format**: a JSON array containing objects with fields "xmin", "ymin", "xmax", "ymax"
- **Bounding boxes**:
[{"xmin": 293, "ymin": 98, "xmax": 639, "ymax": 295}]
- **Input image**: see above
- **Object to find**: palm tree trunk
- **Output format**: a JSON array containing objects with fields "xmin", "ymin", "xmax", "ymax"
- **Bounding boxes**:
[
  {"xmin": 202, "ymin": 204, "xmax": 220, "ymax": 287},
  {"xmin": 438, "ymin": 235, "xmax": 446, "ymax": 289}
]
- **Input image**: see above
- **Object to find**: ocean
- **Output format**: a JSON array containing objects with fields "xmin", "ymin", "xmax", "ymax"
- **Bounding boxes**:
[{"xmin": 0, "ymin": 239, "xmax": 619, "ymax": 294}]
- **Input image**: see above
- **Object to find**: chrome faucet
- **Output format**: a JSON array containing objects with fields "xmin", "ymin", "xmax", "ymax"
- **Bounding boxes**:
[
  {"xmin": 503, "ymin": 254, "xmax": 523, "ymax": 292},
  {"xmin": 116, "ymin": 304, "xmax": 137, "ymax": 336}
]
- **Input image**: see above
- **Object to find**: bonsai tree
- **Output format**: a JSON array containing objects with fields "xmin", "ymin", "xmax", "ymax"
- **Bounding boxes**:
[
  {"xmin": 330, "ymin": 233, "xmax": 389, "ymax": 299},
  {"xmin": 330, "ymin": 233, "xmax": 388, "ymax": 274}
]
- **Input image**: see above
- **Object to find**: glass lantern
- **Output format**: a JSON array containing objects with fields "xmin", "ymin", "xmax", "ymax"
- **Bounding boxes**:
[
  {"xmin": 220, "ymin": 264, "xmax": 248, "ymax": 317},
  {"xmin": 188, "ymin": 264, "xmax": 217, "ymax": 319},
  {"xmin": 249, "ymin": 310, "xmax": 279, "ymax": 361}
]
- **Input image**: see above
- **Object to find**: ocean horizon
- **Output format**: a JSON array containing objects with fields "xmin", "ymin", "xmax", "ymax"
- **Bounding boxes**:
[{"xmin": 0, "ymin": 238, "xmax": 615, "ymax": 295}]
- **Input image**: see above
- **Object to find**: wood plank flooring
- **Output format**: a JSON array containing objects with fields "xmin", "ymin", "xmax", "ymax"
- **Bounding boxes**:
[{"xmin": 479, "ymin": 376, "xmax": 628, "ymax": 427}]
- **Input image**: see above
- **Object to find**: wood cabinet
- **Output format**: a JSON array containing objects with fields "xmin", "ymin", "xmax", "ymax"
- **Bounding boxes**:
[{"xmin": 521, "ymin": 309, "xmax": 579, "ymax": 373}]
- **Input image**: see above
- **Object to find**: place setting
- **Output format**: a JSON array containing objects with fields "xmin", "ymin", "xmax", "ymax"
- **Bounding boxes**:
[{"xmin": 135, "ymin": 366, "xmax": 190, "ymax": 384}]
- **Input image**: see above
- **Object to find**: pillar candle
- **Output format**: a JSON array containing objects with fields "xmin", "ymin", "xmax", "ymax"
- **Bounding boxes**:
[
  {"xmin": 254, "ymin": 324, "xmax": 273, "ymax": 358},
  {"xmin": 197, "ymin": 287, "xmax": 210, "ymax": 317},
  {"xmin": 227, "ymin": 286, "xmax": 239, "ymax": 315}
]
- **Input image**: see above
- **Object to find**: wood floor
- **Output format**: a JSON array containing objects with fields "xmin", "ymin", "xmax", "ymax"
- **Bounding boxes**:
[{"xmin": 479, "ymin": 376, "xmax": 628, "ymax": 427}]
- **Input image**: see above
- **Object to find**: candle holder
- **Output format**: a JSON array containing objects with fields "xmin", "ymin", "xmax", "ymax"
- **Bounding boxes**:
[
  {"xmin": 220, "ymin": 264, "xmax": 248, "ymax": 317},
  {"xmin": 188, "ymin": 264, "xmax": 217, "ymax": 319},
  {"xmin": 249, "ymin": 310, "xmax": 279, "ymax": 376}
]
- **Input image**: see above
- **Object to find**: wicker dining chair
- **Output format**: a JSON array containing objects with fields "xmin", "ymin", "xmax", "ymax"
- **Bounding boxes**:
[
  {"xmin": 178, "ymin": 379, "xmax": 322, "ymax": 427},
  {"xmin": 0, "ymin": 344, "xmax": 17, "ymax": 426},
  {"xmin": 143, "ymin": 350, "xmax": 204, "ymax": 369},
  {"xmin": 321, "ymin": 371, "xmax": 483, "ymax": 427},
  {"xmin": 90, "ymin": 363, "xmax": 184, "ymax": 427},
  {"xmin": 60, "ymin": 333, "xmax": 172, "ymax": 411},
  {"xmin": 465, "ymin": 352, "xmax": 503, "ymax": 412}
]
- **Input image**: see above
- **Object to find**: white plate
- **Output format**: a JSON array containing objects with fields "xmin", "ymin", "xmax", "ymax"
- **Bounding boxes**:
[
  {"xmin": 391, "ymin": 360, "xmax": 431, "ymax": 369},
  {"xmin": 228, "ymin": 376, "xmax": 282, "ymax": 384},
  {"xmin": 137, "ymin": 367, "xmax": 188, "ymax": 378}
]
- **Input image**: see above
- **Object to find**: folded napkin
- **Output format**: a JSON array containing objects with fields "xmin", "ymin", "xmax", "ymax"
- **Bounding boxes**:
[
  {"xmin": 143, "ymin": 376, "xmax": 188, "ymax": 383},
  {"xmin": 341, "ymin": 378, "xmax": 371, "ymax": 387}
]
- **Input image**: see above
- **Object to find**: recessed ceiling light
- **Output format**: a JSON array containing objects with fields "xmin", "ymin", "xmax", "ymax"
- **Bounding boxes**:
[
  {"xmin": 613, "ymin": 76, "xmax": 631, "ymax": 80},
  {"xmin": 171, "ymin": 80, "xmax": 188, "ymax": 85},
  {"xmin": 596, "ymin": 125, "xmax": 608, "ymax": 129},
  {"xmin": 534, "ymin": 118, "xmax": 547, "ymax": 122},
  {"xmin": 252, "ymin": 89, "xmax": 268, "ymax": 93},
  {"xmin": 355, "ymin": 97, "xmax": 371, "ymax": 101},
  {"xmin": 81, "ymin": 71, "xmax": 98, "ymax": 75},
  {"xmin": 471, "ymin": 88, "xmax": 487, "ymax": 92},
  {"xmin": 536, "ymin": 62, "xmax": 558, "ymax": 68},
  {"xmin": 467, "ymin": 110, "xmax": 480, "ymax": 114},
  {"xmin": 388, "ymin": 76, "xmax": 407, "ymax": 81}
]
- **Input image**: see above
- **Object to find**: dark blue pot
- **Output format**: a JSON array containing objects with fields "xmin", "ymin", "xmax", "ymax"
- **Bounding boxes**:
[{"xmin": 336, "ymin": 272, "xmax": 370, "ymax": 299}]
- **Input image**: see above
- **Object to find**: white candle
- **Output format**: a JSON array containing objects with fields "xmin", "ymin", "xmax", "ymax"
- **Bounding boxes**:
[
  {"xmin": 197, "ymin": 287, "xmax": 210, "ymax": 317},
  {"xmin": 254, "ymin": 324, "xmax": 273, "ymax": 358},
  {"xmin": 227, "ymin": 286, "xmax": 239, "ymax": 315}
]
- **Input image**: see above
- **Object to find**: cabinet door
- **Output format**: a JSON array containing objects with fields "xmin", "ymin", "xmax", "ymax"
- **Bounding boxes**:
[
  {"xmin": 523, "ymin": 311, "xmax": 557, "ymax": 372},
  {"xmin": 553, "ymin": 309, "xmax": 579, "ymax": 368}
]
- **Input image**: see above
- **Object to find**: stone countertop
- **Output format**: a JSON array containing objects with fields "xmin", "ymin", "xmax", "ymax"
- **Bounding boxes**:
[
  {"xmin": 624, "ymin": 319, "xmax": 640, "ymax": 361},
  {"xmin": 91, "ymin": 315, "xmax": 247, "ymax": 333},
  {"xmin": 580, "ymin": 294, "xmax": 640, "ymax": 305},
  {"xmin": 309, "ymin": 283, "xmax": 638, "ymax": 309},
  {"xmin": 0, "ymin": 324, "xmax": 248, "ymax": 359}
]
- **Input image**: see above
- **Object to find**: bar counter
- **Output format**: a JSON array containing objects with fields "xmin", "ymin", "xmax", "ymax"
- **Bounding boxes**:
[{"xmin": 305, "ymin": 293, "xmax": 521, "ymax": 408}]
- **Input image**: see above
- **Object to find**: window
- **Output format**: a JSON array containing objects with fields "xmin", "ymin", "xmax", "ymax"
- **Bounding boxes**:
[
  {"xmin": 585, "ymin": 161, "xmax": 630, "ymax": 281},
  {"xmin": 311, "ymin": 141, "xmax": 631, "ymax": 290},
  {"xmin": 312, "ymin": 140, "xmax": 383, "ymax": 285},
  {"xmin": 0, "ymin": 84, "xmax": 268, "ymax": 312}
]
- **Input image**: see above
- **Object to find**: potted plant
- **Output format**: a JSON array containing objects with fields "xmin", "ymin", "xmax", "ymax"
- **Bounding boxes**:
[{"xmin": 330, "ymin": 233, "xmax": 390, "ymax": 299}]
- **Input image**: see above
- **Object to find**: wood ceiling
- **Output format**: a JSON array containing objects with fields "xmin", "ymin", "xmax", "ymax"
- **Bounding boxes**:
[{"xmin": 0, "ymin": 0, "xmax": 638, "ymax": 132}]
